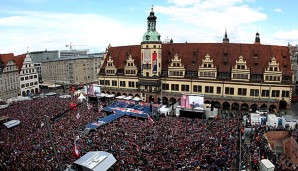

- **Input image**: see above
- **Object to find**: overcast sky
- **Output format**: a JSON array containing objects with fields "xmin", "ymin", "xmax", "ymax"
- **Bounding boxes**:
[{"xmin": 0, "ymin": 0, "xmax": 297, "ymax": 55}]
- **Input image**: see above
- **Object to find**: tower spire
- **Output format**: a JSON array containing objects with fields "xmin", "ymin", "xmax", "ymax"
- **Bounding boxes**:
[
  {"xmin": 223, "ymin": 28, "xmax": 229, "ymax": 43},
  {"xmin": 254, "ymin": 31, "xmax": 260, "ymax": 44}
]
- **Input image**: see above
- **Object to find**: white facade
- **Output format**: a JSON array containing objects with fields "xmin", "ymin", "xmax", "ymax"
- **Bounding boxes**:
[
  {"xmin": 19, "ymin": 53, "xmax": 39, "ymax": 96},
  {"xmin": 0, "ymin": 60, "xmax": 20, "ymax": 100}
]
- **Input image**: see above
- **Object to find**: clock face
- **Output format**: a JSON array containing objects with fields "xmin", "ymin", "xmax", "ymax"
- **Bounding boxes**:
[{"xmin": 144, "ymin": 49, "xmax": 151, "ymax": 63}]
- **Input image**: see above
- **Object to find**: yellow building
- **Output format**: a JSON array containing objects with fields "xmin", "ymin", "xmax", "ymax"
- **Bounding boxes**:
[
  {"xmin": 41, "ymin": 55, "xmax": 103, "ymax": 85},
  {"xmin": 98, "ymin": 8, "xmax": 293, "ymax": 112}
]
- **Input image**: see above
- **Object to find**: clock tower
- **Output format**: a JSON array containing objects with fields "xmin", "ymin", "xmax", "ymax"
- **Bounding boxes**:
[{"xmin": 141, "ymin": 6, "xmax": 162, "ymax": 77}]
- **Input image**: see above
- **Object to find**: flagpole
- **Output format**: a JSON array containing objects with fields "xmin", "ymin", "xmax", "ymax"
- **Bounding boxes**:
[{"xmin": 45, "ymin": 115, "xmax": 63, "ymax": 171}]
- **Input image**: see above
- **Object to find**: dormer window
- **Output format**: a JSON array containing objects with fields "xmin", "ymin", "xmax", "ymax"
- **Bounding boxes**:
[
  {"xmin": 146, "ymin": 35, "xmax": 150, "ymax": 40},
  {"xmin": 282, "ymin": 51, "xmax": 286, "ymax": 58},
  {"xmin": 223, "ymin": 48, "xmax": 228, "ymax": 56}
]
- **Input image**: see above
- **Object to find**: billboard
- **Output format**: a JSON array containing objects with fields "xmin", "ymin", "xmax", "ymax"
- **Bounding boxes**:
[{"xmin": 180, "ymin": 94, "xmax": 204, "ymax": 109}]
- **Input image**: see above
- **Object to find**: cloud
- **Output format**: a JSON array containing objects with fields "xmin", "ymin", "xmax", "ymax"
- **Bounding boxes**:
[
  {"xmin": 275, "ymin": 29, "xmax": 298, "ymax": 43},
  {"xmin": 154, "ymin": 0, "xmax": 267, "ymax": 45},
  {"xmin": 0, "ymin": 11, "xmax": 144, "ymax": 55},
  {"xmin": 156, "ymin": 0, "xmax": 266, "ymax": 31},
  {"xmin": 274, "ymin": 8, "xmax": 282, "ymax": 13}
]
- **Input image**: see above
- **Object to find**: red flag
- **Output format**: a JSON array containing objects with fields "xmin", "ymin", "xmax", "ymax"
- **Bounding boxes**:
[
  {"xmin": 73, "ymin": 136, "xmax": 80, "ymax": 158},
  {"xmin": 147, "ymin": 114, "xmax": 154, "ymax": 123}
]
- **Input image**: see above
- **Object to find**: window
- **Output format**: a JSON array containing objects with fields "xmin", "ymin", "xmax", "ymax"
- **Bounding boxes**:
[
  {"xmin": 21, "ymin": 84, "xmax": 25, "ymax": 88},
  {"xmin": 261, "ymin": 90, "xmax": 270, "ymax": 97},
  {"xmin": 282, "ymin": 91, "xmax": 290, "ymax": 97},
  {"xmin": 193, "ymin": 85, "xmax": 202, "ymax": 93},
  {"xmin": 112, "ymin": 80, "xmax": 117, "ymax": 86},
  {"xmin": 99, "ymin": 80, "xmax": 104, "ymax": 85},
  {"xmin": 120, "ymin": 81, "xmax": 126, "ymax": 87},
  {"xmin": 250, "ymin": 89, "xmax": 259, "ymax": 97},
  {"xmin": 171, "ymin": 84, "xmax": 179, "ymax": 91},
  {"xmin": 128, "ymin": 81, "xmax": 135, "ymax": 88},
  {"xmin": 225, "ymin": 87, "xmax": 234, "ymax": 95},
  {"xmin": 238, "ymin": 88, "xmax": 247, "ymax": 96},
  {"xmin": 217, "ymin": 87, "xmax": 221, "ymax": 94},
  {"xmin": 21, "ymin": 77, "xmax": 24, "ymax": 81},
  {"xmin": 205, "ymin": 86, "xmax": 213, "ymax": 93},
  {"xmin": 104, "ymin": 80, "xmax": 110, "ymax": 86},
  {"xmin": 181, "ymin": 85, "xmax": 189, "ymax": 92},
  {"xmin": 162, "ymin": 83, "xmax": 169, "ymax": 90},
  {"xmin": 271, "ymin": 90, "xmax": 280, "ymax": 97}
]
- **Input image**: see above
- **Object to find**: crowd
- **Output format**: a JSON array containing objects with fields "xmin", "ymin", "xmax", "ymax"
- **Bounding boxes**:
[
  {"xmin": 241, "ymin": 112, "xmax": 295, "ymax": 171},
  {"xmin": 0, "ymin": 94, "xmax": 252, "ymax": 170}
]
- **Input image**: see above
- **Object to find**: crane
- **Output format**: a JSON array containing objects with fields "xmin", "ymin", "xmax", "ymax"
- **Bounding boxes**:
[{"xmin": 65, "ymin": 42, "xmax": 87, "ymax": 50}]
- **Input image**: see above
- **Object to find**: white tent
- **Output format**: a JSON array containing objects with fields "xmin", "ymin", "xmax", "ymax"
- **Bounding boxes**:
[
  {"xmin": 282, "ymin": 115, "xmax": 297, "ymax": 129},
  {"xmin": 132, "ymin": 96, "xmax": 141, "ymax": 101},
  {"xmin": 250, "ymin": 113, "xmax": 261, "ymax": 125},
  {"xmin": 45, "ymin": 92, "xmax": 57, "ymax": 96},
  {"xmin": 116, "ymin": 95, "xmax": 125, "ymax": 99},
  {"xmin": 267, "ymin": 114, "xmax": 278, "ymax": 127},
  {"xmin": 4, "ymin": 119, "xmax": 20, "ymax": 128},
  {"xmin": 74, "ymin": 90, "xmax": 82, "ymax": 97},
  {"xmin": 78, "ymin": 94, "xmax": 86, "ymax": 103},
  {"xmin": 106, "ymin": 94, "xmax": 115, "ymax": 98},
  {"xmin": 59, "ymin": 94, "xmax": 71, "ymax": 99},
  {"xmin": 123, "ymin": 96, "xmax": 133, "ymax": 100},
  {"xmin": 100, "ymin": 93, "xmax": 108, "ymax": 97},
  {"xmin": 7, "ymin": 96, "xmax": 32, "ymax": 104},
  {"xmin": 74, "ymin": 151, "xmax": 116, "ymax": 171}
]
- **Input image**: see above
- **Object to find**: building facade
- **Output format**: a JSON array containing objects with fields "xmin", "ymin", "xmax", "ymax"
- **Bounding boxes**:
[
  {"xmin": 41, "ymin": 54, "xmax": 103, "ymax": 85},
  {"xmin": 98, "ymin": 8, "xmax": 294, "ymax": 112},
  {"xmin": 0, "ymin": 54, "xmax": 21, "ymax": 100},
  {"xmin": 19, "ymin": 53, "xmax": 40, "ymax": 96}
]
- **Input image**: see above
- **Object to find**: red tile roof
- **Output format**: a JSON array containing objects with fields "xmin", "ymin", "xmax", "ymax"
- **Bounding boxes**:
[
  {"xmin": 14, "ymin": 54, "xmax": 26, "ymax": 72},
  {"xmin": 102, "ymin": 43, "xmax": 291, "ymax": 76},
  {"xmin": 0, "ymin": 53, "xmax": 26, "ymax": 73}
]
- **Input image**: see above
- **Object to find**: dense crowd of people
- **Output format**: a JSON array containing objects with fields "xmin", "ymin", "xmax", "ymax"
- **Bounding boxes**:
[
  {"xmin": 241, "ymin": 113, "xmax": 296, "ymax": 170},
  {"xmin": 0, "ymin": 93, "xmax": 296, "ymax": 170},
  {"xmin": 0, "ymin": 95, "xmax": 243, "ymax": 170}
]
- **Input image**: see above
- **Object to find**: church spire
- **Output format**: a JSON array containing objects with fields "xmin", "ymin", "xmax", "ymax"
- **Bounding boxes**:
[{"xmin": 223, "ymin": 28, "xmax": 229, "ymax": 43}]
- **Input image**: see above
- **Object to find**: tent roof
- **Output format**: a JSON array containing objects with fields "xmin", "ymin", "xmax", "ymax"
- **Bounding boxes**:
[{"xmin": 74, "ymin": 151, "xmax": 116, "ymax": 171}]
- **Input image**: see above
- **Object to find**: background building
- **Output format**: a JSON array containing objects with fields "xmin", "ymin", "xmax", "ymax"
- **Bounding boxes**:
[
  {"xmin": 41, "ymin": 54, "xmax": 103, "ymax": 86},
  {"xmin": 19, "ymin": 53, "xmax": 39, "ymax": 96},
  {"xmin": 0, "ymin": 53, "xmax": 25, "ymax": 100},
  {"xmin": 98, "ymin": 8, "xmax": 294, "ymax": 112},
  {"xmin": 29, "ymin": 49, "xmax": 90, "ymax": 83}
]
